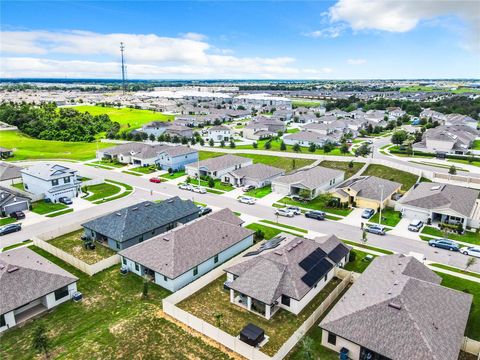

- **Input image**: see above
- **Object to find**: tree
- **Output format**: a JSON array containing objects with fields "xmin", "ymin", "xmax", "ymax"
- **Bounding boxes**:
[
  {"xmin": 252, "ymin": 141, "xmax": 258, "ymax": 149},
  {"xmin": 208, "ymin": 177, "xmax": 215, "ymax": 188},
  {"xmin": 149, "ymin": 133, "xmax": 155, "ymax": 142},
  {"xmin": 449, "ymin": 165, "xmax": 457, "ymax": 175},
  {"xmin": 280, "ymin": 141, "xmax": 287, "ymax": 151},
  {"xmin": 340, "ymin": 142, "xmax": 350, "ymax": 154},
  {"xmin": 348, "ymin": 160, "xmax": 354, "ymax": 169},
  {"xmin": 361, "ymin": 229, "xmax": 368, "ymax": 246},
  {"xmin": 209, "ymin": 138, "xmax": 215, "ymax": 147},
  {"xmin": 157, "ymin": 134, "xmax": 165, "ymax": 142},
  {"xmin": 292, "ymin": 158, "xmax": 296, "ymax": 170},
  {"xmin": 308, "ymin": 142, "xmax": 316, "ymax": 152},
  {"xmin": 32, "ymin": 324, "xmax": 50, "ymax": 359},
  {"xmin": 220, "ymin": 140, "xmax": 225, "ymax": 147},
  {"xmin": 264, "ymin": 141, "xmax": 272, "ymax": 150},
  {"xmin": 199, "ymin": 138, "xmax": 205, "ymax": 146},
  {"xmin": 391, "ymin": 130, "xmax": 408, "ymax": 145},
  {"xmin": 181, "ymin": 136, "xmax": 188, "ymax": 145},
  {"xmin": 254, "ymin": 229, "xmax": 265, "ymax": 242},
  {"xmin": 466, "ymin": 257, "xmax": 477, "ymax": 271},
  {"xmin": 293, "ymin": 143, "xmax": 301, "ymax": 152},
  {"xmin": 214, "ymin": 313, "xmax": 224, "ymax": 328},
  {"xmin": 323, "ymin": 143, "xmax": 333, "ymax": 154},
  {"xmin": 172, "ymin": 135, "xmax": 180, "ymax": 143},
  {"xmin": 190, "ymin": 137, "xmax": 196, "ymax": 146},
  {"xmin": 229, "ymin": 139, "xmax": 236, "ymax": 148}
]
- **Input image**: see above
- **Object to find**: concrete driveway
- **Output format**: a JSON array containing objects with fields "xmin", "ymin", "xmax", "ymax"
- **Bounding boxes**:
[
  {"xmin": 340, "ymin": 208, "xmax": 367, "ymax": 228},
  {"xmin": 389, "ymin": 218, "xmax": 422, "ymax": 240}
]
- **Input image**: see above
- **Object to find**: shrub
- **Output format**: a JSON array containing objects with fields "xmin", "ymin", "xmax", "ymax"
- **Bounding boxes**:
[{"xmin": 349, "ymin": 251, "xmax": 357, "ymax": 262}]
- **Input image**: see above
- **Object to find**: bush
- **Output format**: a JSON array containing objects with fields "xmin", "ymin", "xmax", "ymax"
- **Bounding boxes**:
[{"xmin": 349, "ymin": 250, "xmax": 357, "ymax": 262}]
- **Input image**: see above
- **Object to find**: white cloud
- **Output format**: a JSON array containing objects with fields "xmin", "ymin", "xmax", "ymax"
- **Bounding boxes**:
[
  {"xmin": 179, "ymin": 32, "xmax": 207, "ymax": 41},
  {"xmin": 0, "ymin": 30, "xmax": 335, "ymax": 79},
  {"xmin": 303, "ymin": 25, "xmax": 346, "ymax": 39},
  {"xmin": 347, "ymin": 58, "xmax": 366, "ymax": 65}
]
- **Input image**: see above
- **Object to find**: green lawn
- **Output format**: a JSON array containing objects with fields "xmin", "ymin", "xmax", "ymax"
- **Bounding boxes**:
[
  {"xmin": 1, "ymin": 240, "xmax": 32, "ymax": 252},
  {"xmin": 421, "ymin": 226, "xmax": 480, "ymax": 245},
  {"xmin": 83, "ymin": 182, "xmax": 122, "ymax": 202},
  {"xmin": 260, "ymin": 219, "xmax": 308, "ymax": 233},
  {"xmin": 236, "ymin": 138, "xmax": 350, "ymax": 156},
  {"xmin": 429, "ymin": 263, "xmax": 480, "ymax": 280},
  {"xmin": 71, "ymin": 105, "xmax": 174, "ymax": 131},
  {"xmin": 437, "ymin": 273, "xmax": 480, "ymax": 340},
  {"xmin": 245, "ymin": 184, "xmax": 272, "ymax": 198},
  {"xmin": 0, "ymin": 246, "xmax": 230, "ymax": 360},
  {"xmin": 448, "ymin": 158, "xmax": 480, "ymax": 168},
  {"xmin": 342, "ymin": 240, "xmax": 394, "ymax": 255},
  {"xmin": 122, "ymin": 170, "xmax": 143, "ymax": 176},
  {"xmin": 292, "ymin": 100, "xmax": 324, "ymax": 108},
  {"xmin": 178, "ymin": 274, "xmax": 341, "ymax": 356},
  {"xmin": 46, "ymin": 209, "xmax": 74, "ymax": 217},
  {"xmin": 160, "ymin": 170, "xmax": 186, "ymax": 180},
  {"xmin": 130, "ymin": 166, "xmax": 157, "ymax": 174},
  {"xmin": 31, "ymin": 201, "xmax": 68, "ymax": 215},
  {"xmin": 369, "ymin": 207, "xmax": 402, "ymax": 227},
  {"xmin": 344, "ymin": 249, "xmax": 377, "ymax": 273},
  {"xmin": 0, "ymin": 217, "xmax": 16, "ymax": 226},
  {"xmin": 279, "ymin": 196, "xmax": 352, "ymax": 216},
  {"xmin": 194, "ymin": 179, "xmax": 234, "ymax": 191},
  {"xmin": 11, "ymin": 182, "xmax": 25, "ymax": 190},
  {"xmin": 361, "ymin": 164, "xmax": 418, "ymax": 191},
  {"xmin": 48, "ymin": 230, "xmax": 116, "ymax": 264},
  {"xmin": 320, "ymin": 160, "xmax": 364, "ymax": 179},
  {"xmin": 91, "ymin": 160, "xmax": 126, "ymax": 168},
  {"xmin": 0, "ymin": 130, "xmax": 112, "ymax": 161}
]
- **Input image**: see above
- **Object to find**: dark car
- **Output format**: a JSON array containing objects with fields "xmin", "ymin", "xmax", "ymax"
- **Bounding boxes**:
[
  {"xmin": 428, "ymin": 238, "xmax": 460, "ymax": 251},
  {"xmin": 305, "ymin": 210, "xmax": 325, "ymax": 220},
  {"xmin": 0, "ymin": 223, "xmax": 21, "ymax": 236},
  {"xmin": 10, "ymin": 211, "xmax": 26, "ymax": 220},
  {"xmin": 198, "ymin": 206, "xmax": 212, "ymax": 216},
  {"xmin": 59, "ymin": 197, "xmax": 73, "ymax": 205},
  {"xmin": 361, "ymin": 208, "xmax": 375, "ymax": 219},
  {"xmin": 365, "ymin": 224, "xmax": 386, "ymax": 235}
]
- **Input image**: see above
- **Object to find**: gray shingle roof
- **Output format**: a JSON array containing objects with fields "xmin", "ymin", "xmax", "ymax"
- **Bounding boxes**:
[
  {"xmin": 230, "ymin": 164, "xmax": 284, "ymax": 182},
  {"xmin": 21, "ymin": 163, "xmax": 77, "ymax": 180},
  {"xmin": 320, "ymin": 254, "xmax": 472, "ymax": 360},
  {"xmin": 273, "ymin": 166, "xmax": 344, "ymax": 190},
  {"xmin": 340, "ymin": 176, "xmax": 401, "ymax": 201},
  {"xmin": 187, "ymin": 154, "xmax": 252, "ymax": 173},
  {"xmin": 82, "ymin": 197, "xmax": 199, "ymax": 243},
  {"xmin": 225, "ymin": 234, "xmax": 349, "ymax": 304},
  {"xmin": 400, "ymin": 182, "xmax": 479, "ymax": 217},
  {"xmin": 119, "ymin": 208, "xmax": 253, "ymax": 279},
  {"xmin": 0, "ymin": 247, "xmax": 78, "ymax": 314},
  {"xmin": 0, "ymin": 162, "xmax": 22, "ymax": 181}
]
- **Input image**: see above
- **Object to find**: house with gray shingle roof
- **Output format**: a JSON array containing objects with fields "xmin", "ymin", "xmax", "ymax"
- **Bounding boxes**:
[
  {"xmin": 225, "ymin": 234, "xmax": 350, "ymax": 319},
  {"xmin": 397, "ymin": 182, "xmax": 480, "ymax": 229},
  {"xmin": 0, "ymin": 162, "xmax": 22, "ymax": 184},
  {"xmin": 119, "ymin": 208, "xmax": 254, "ymax": 292},
  {"xmin": 283, "ymin": 130, "xmax": 342, "ymax": 148},
  {"xmin": 185, "ymin": 154, "xmax": 253, "ymax": 180},
  {"xmin": 225, "ymin": 163, "xmax": 285, "ymax": 188},
  {"xmin": 0, "ymin": 186, "xmax": 30, "ymax": 216},
  {"xmin": 320, "ymin": 254, "xmax": 472, "ymax": 360},
  {"xmin": 82, "ymin": 197, "xmax": 200, "ymax": 251},
  {"xmin": 206, "ymin": 125, "xmax": 231, "ymax": 143},
  {"xmin": 272, "ymin": 166, "xmax": 344, "ymax": 199},
  {"xmin": 0, "ymin": 247, "xmax": 78, "ymax": 332},
  {"xmin": 413, "ymin": 125, "xmax": 478, "ymax": 155}
]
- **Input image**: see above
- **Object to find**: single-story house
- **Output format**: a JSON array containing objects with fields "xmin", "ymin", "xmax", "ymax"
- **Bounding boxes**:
[
  {"xmin": 206, "ymin": 125, "xmax": 231, "ymax": 143},
  {"xmin": 164, "ymin": 124, "xmax": 194, "ymax": 139},
  {"xmin": 0, "ymin": 147, "xmax": 13, "ymax": 159},
  {"xmin": 185, "ymin": 154, "xmax": 253, "ymax": 180},
  {"xmin": 444, "ymin": 114, "xmax": 477, "ymax": 129},
  {"xmin": 320, "ymin": 254, "xmax": 472, "ymax": 360},
  {"xmin": 0, "ymin": 187, "xmax": 30, "ymax": 216},
  {"xmin": 119, "ymin": 208, "xmax": 254, "ymax": 292},
  {"xmin": 225, "ymin": 234, "xmax": 350, "ymax": 319},
  {"xmin": 141, "ymin": 121, "xmax": 172, "ymax": 137},
  {"xmin": 396, "ymin": 182, "xmax": 480, "ymax": 229},
  {"xmin": 82, "ymin": 197, "xmax": 200, "ymax": 251},
  {"xmin": 283, "ymin": 131, "xmax": 341, "ymax": 148},
  {"xmin": 1, "ymin": 247, "xmax": 78, "ymax": 332},
  {"xmin": 272, "ymin": 166, "xmax": 345, "ymax": 199},
  {"xmin": 333, "ymin": 176, "xmax": 402, "ymax": 209},
  {"xmin": 224, "ymin": 163, "xmax": 285, "ymax": 188},
  {"xmin": 0, "ymin": 162, "xmax": 22, "ymax": 185}
]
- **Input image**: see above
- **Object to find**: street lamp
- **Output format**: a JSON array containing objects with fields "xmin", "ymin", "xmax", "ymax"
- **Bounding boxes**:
[{"xmin": 379, "ymin": 184, "xmax": 384, "ymax": 226}]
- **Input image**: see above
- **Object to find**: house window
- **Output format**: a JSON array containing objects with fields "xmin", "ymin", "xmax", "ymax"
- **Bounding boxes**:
[
  {"xmin": 64, "ymin": 177, "xmax": 71, "ymax": 183},
  {"xmin": 214, "ymin": 254, "xmax": 219, "ymax": 263},
  {"xmin": 54, "ymin": 286, "xmax": 69, "ymax": 301},
  {"xmin": 52, "ymin": 179, "xmax": 59, "ymax": 186},
  {"xmin": 0, "ymin": 314, "xmax": 5, "ymax": 327},
  {"xmin": 116, "ymin": 242, "xmax": 120, "ymax": 250},
  {"xmin": 327, "ymin": 332, "xmax": 337, "ymax": 345},
  {"xmin": 167, "ymin": 222, "xmax": 175, "ymax": 231},
  {"xmin": 164, "ymin": 275, "xmax": 168, "ymax": 281},
  {"xmin": 139, "ymin": 235, "xmax": 144, "ymax": 243},
  {"xmin": 24, "ymin": 184, "xmax": 28, "ymax": 190},
  {"xmin": 135, "ymin": 263, "xmax": 139, "ymax": 272},
  {"xmin": 193, "ymin": 266, "xmax": 198, "ymax": 276},
  {"xmin": 122, "ymin": 258, "xmax": 127, "ymax": 265},
  {"xmin": 281, "ymin": 295, "xmax": 290, "ymax": 307},
  {"xmin": 324, "ymin": 274, "xmax": 328, "ymax": 282}
]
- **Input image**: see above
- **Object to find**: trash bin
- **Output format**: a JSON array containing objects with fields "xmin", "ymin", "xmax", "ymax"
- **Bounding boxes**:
[{"xmin": 340, "ymin": 347, "xmax": 349, "ymax": 360}]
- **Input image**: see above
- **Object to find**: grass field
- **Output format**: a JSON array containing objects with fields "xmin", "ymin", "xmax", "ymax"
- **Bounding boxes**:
[
  {"xmin": 130, "ymin": 166, "xmax": 157, "ymax": 174},
  {"xmin": 31, "ymin": 201, "xmax": 68, "ymax": 215},
  {"xmin": 160, "ymin": 170, "xmax": 186, "ymax": 180},
  {"xmin": 71, "ymin": 105, "xmax": 174, "ymax": 131},
  {"xmin": 48, "ymin": 230, "xmax": 116, "ymax": 264},
  {"xmin": 46, "ymin": 208, "xmax": 74, "ymax": 217},
  {"xmin": 320, "ymin": 160, "xmax": 364, "ymax": 179},
  {"xmin": 279, "ymin": 197, "xmax": 352, "ymax": 216},
  {"xmin": 361, "ymin": 164, "xmax": 418, "ymax": 191},
  {"xmin": 244, "ymin": 184, "xmax": 272, "ymax": 198},
  {"xmin": 429, "ymin": 263, "xmax": 480, "ymax": 280},
  {"xmin": 369, "ymin": 207, "xmax": 402, "ymax": 227},
  {"xmin": 0, "ymin": 246, "xmax": 230, "ymax": 360},
  {"xmin": 399, "ymin": 86, "xmax": 480, "ymax": 94},
  {"xmin": 1, "ymin": 130, "xmax": 112, "ymax": 161},
  {"xmin": 83, "ymin": 182, "xmax": 122, "ymax": 202},
  {"xmin": 292, "ymin": 100, "xmax": 324, "ymax": 108},
  {"xmin": 0, "ymin": 217, "xmax": 16, "ymax": 226}
]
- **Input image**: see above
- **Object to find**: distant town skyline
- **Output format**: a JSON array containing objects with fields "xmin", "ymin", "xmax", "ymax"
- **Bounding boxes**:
[{"xmin": 1, "ymin": 0, "xmax": 479, "ymax": 79}]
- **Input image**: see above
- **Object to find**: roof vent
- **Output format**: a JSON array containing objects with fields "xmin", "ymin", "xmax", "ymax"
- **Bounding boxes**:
[
  {"xmin": 7, "ymin": 266, "xmax": 19, "ymax": 273},
  {"xmin": 297, "ymin": 240, "xmax": 303, "ymax": 245},
  {"xmin": 274, "ymin": 251, "xmax": 282, "ymax": 256},
  {"xmin": 0, "ymin": 264, "xmax": 5, "ymax": 270},
  {"xmin": 145, "ymin": 203, "xmax": 151, "ymax": 207},
  {"xmin": 388, "ymin": 302, "xmax": 402, "ymax": 310},
  {"xmin": 132, "ymin": 207, "xmax": 138, "ymax": 211},
  {"xmin": 163, "ymin": 237, "xmax": 169, "ymax": 242},
  {"xmin": 430, "ymin": 186, "xmax": 441, "ymax": 191},
  {"xmin": 116, "ymin": 212, "xmax": 122, "ymax": 216},
  {"xmin": 168, "ymin": 199, "xmax": 174, "ymax": 203},
  {"xmin": 286, "ymin": 247, "xmax": 293, "ymax": 252}
]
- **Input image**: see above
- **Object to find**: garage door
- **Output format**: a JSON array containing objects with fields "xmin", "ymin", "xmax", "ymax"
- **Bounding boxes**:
[
  {"xmin": 4, "ymin": 201, "xmax": 29, "ymax": 215},
  {"xmin": 272, "ymin": 182, "xmax": 290, "ymax": 196},
  {"xmin": 401, "ymin": 207, "xmax": 430, "ymax": 222}
]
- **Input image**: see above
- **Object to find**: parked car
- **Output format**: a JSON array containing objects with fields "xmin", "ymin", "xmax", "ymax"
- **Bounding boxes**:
[
  {"xmin": 0, "ymin": 223, "xmax": 21, "ymax": 236},
  {"xmin": 428, "ymin": 238, "xmax": 460, "ymax": 251},
  {"xmin": 305, "ymin": 210, "xmax": 325, "ymax": 220},
  {"xmin": 275, "ymin": 208, "xmax": 294, "ymax": 217},
  {"xmin": 197, "ymin": 206, "xmax": 212, "ymax": 216},
  {"xmin": 366, "ymin": 139, "xmax": 373, "ymax": 144},
  {"xmin": 365, "ymin": 224, "xmax": 386, "ymax": 235},
  {"xmin": 192, "ymin": 186, "xmax": 207, "ymax": 194},
  {"xmin": 361, "ymin": 208, "xmax": 375, "ymax": 219},
  {"xmin": 178, "ymin": 183, "xmax": 192, "ymax": 191},
  {"xmin": 408, "ymin": 219, "xmax": 424, "ymax": 232},
  {"xmin": 238, "ymin": 196, "xmax": 256, "ymax": 205},
  {"xmin": 149, "ymin": 177, "xmax": 162, "ymax": 183},
  {"xmin": 285, "ymin": 206, "xmax": 301, "ymax": 215},
  {"xmin": 59, "ymin": 197, "xmax": 73, "ymax": 205},
  {"xmin": 10, "ymin": 211, "xmax": 25, "ymax": 220},
  {"xmin": 242, "ymin": 185, "xmax": 255, "ymax": 192},
  {"xmin": 460, "ymin": 246, "xmax": 480, "ymax": 258}
]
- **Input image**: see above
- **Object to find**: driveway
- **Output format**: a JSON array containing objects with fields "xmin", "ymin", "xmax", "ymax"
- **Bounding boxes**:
[
  {"xmin": 339, "ymin": 208, "xmax": 367, "ymax": 228},
  {"xmin": 221, "ymin": 187, "xmax": 244, "ymax": 199},
  {"xmin": 256, "ymin": 191, "xmax": 284, "ymax": 206},
  {"xmin": 389, "ymin": 218, "xmax": 422, "ymax": 240}
]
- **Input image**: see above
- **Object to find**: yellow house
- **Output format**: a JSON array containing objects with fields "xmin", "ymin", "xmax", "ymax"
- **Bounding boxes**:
[{"xmin": 332, "ymin": 176, "xmax": 401, "ymax": 210}]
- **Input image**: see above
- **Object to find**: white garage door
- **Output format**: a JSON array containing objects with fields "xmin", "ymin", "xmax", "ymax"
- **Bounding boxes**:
[
  {"xmin": 272, "ymin": 182, "xmax": 290, "ymax": 196},
  {"xmin": 402, "ymin": 207, "xmax": 430, "ymax": 222}
]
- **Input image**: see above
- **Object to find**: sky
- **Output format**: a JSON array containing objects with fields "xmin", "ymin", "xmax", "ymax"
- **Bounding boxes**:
[{"xmin": 1, "ymin": 0, "xmax": 479, "ymax": 80}]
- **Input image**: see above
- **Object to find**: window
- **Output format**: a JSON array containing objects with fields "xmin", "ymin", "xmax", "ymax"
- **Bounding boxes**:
[
  {"xmin": 281, "ymin": 295, "xmax": 290, "ymax": 307},
  {"xmin": 64, "ymin": 176, "xmax": 71, "ymax": 183},
  {"xmin": 139, "ymin": 235, "xmax": 144, "ymax": 243},
  {"xmin": 193, "ymin": 266, "xmax": 198, "ymax": 276},
  {"xmin": 52, "ymin": 179, "xmax": 59, "ymax": 186},
  {"xmin": 214, "ymin": 254, "xmax": 219, "ymax": 263},
  {"xmin": 24, "ymin": 184, "xmax": 28, "ymax": 190},
  {"xmin": 116, "ymin": 242, "xmax": 120, "ymax": 250},
  {"xmin": 122, "ymin": 258, "xmax": 127, "ymax": 265},
  {"xmin": 0, "ymin": 314, "xmax": 5, "ymax": 328},
  {"xmin": 164, "ymin": 275, "xmax": 168, "ymax": 281},
  {"xmin": 324, "ymin": 274, "xmax": 328, "ymax": 282},
  {"xmin": 54, "ymin": 286, "xmax": 69, "ymax": 301},
  {"xmin": 135, "ymin": 263, "xmax": 139, "ymax": 271},
  {"xmin": 167, "ymin": 222, "xmax": 175, "ymax": 231},
  {"xmin": 327, "ymin": 332, "xmax": 337, "ymax": 345}
]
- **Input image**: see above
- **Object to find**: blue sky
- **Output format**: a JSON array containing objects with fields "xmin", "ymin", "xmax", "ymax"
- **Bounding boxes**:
[{"xmin": 1, "ymin": 0, "xmax": 479, "ymax": 79}]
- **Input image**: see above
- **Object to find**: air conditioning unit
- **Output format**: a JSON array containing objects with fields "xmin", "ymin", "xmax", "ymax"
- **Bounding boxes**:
[
  {"xmin": 72, "ymin": 292, "xmax": 83, "ymax": 302},
  {"xmin": 120, "ymin": 266, "xmax": 129, "ymax": 275}
]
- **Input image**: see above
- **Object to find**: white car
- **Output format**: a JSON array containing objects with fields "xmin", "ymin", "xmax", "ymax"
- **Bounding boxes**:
[
  {"xmin": 285, "ymin": 206, "xmax": 301, "ymax": 215},
  {"xmin": 178, "ymin": 183, "xmax": 192, "ymax": 191},
  {"xmin": 192, "ymin": 186, "xmax": 207, "ymax": 194},
  {"xmin": 238, "ymin": 196, "xmax": 256, "ymax": 205},
  {"xmin": 460, "ymin": 246, "xmax": 480, "ymax": 258},
  {"xmin": 275, "ymin": 208, "xmax": 294, "ymax": 217}
]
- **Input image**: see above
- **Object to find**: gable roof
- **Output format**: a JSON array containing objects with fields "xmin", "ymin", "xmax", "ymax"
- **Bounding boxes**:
[
  {"xmin": 0, "ymin": 162, "xmax": 22, "ymax": 181},
  {"xmin": 230, "ymin": 164, "xmax": 284, "ymax": 181},
  {"xmin": 21, "ymin": 163, "xmax": 77, "ymax": 180},
  {"xmin": 273, "ymin": 166, "xmax": 344, "ymax": 190},
  {"xmin": 339, "ymin": 176, "xmax": 402, "ymax": 201},
  {"xmin": 119, "ymin": 208, "xmax": 253, "ymax": 279},
  {"xmin": 0, "ymin": 247, "xmax": 78, "ymax": 314},
  {"xmin": 399, "ymin": 182, "xmax": 479, "ymax": 217},
  {"xmin": 320, "ymin": 254, "xmax": 472, "ymax": 360},
  {"xmin": 82, "ymin": 197, "xmax": 199, "ymax": 242},
  {"xmin": 225, "ymin": 234, "xmax": 350, "ymax": 304},
  {"xmin": 187, "ymin": 154, "xmax": 252, "ymax": 173}
]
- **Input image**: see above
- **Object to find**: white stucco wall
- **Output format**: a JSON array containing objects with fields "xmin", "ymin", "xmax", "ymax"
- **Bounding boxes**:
[{"xmin": 321, "ymin": 330, "xmax": 361, "ymax": 360}]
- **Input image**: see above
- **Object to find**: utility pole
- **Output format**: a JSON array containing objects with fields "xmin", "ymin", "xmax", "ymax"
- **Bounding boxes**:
[
  {"xmin": 379, "ymin": 185, "xmax": 384, "ymax": 226},
  {"xmin": 120, "ymin": 42, "xmax": 126, "ymax": 94}
]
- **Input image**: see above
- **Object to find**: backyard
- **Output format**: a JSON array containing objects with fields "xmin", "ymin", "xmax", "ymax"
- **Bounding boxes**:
[
  {"xmin": 178, "ymin": 274, "xmax": 342, "ymax": 356},
  {"xmin": 279, "ymin": 196, "xmax": 353, "ymax": 217},
  {"xmin": 31, "ymin": 201, "xmax": 68, "ymax": 215},
  {"xmin": 319, "ymin": 160, "xmax": 364, "ymax": 179},
  {"xmin": 245, "ymin": 223, "xmax": 284, "ymax": 240},
  {"xmin": 48, "ymin": 229, "xmax": 116, "ymax": 264},
  {"xmin": 361, "ymin": 164, "xmax": 418, "ymax": 191},
  {"xmin": 0, "ymin": 246, "xmax": 232, "ymax": 360}
]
